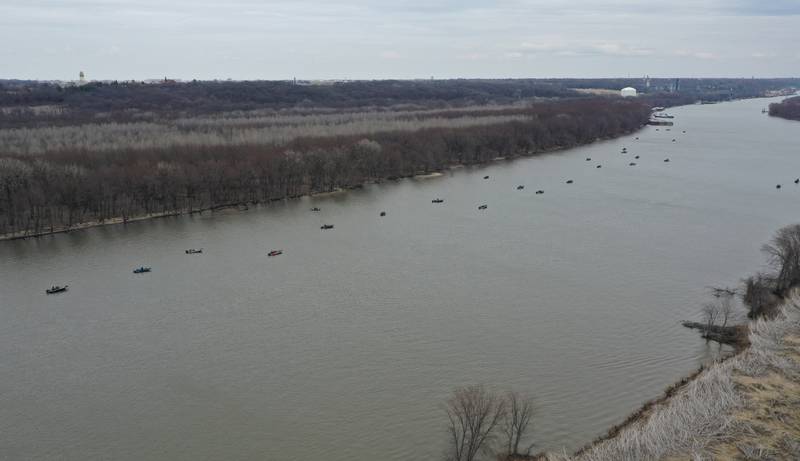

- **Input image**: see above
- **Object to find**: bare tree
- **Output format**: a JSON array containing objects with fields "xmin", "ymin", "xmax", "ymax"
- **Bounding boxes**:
[
  {"xmin": 500, "ymin": 391, "xmax": 536, "ymax": 458},
  {"xmin": 742, "ymin": 273, "xmax": 779, "ymax": 319},
  {"xmin": 717, "ymin": 292, "xmax": 734, "ymax": 328},
  {"xmin": 762, "ymin": 224, "xmax": 800, "ymax": 295},
  {"xmin": 702, "ymin": 302, "xmax": 719, "ymax": 335},
  {"xmin": 684, "ymin": 286, "xmax": 744, "ymax": 344},
  {"xmin": 444, "ymin": 385, "xmax": 506, "ymax": 461}
]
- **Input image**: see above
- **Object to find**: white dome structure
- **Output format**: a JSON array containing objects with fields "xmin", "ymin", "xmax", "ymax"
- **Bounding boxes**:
[{"xmin": 620, "ymin": 87, "xmax": 637, "ymax": 97}]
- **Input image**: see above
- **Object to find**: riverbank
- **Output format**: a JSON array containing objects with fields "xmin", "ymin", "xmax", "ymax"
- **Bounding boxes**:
[
  {"xmin": 545, "ymin": 297, "xmax": 800, "ymax": 461},
  {"xmin": 0, "ymin": 126, "xmax": 644, "ymax": 242},
  {"xmin": 768, "ymin": 95, "xmax": 800, "ymax": 122}
]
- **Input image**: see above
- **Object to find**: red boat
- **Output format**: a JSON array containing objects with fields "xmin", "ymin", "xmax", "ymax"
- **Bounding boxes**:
[{"xmin": 268, "ymin": 250, "xmax": 283, "ymax": 257}]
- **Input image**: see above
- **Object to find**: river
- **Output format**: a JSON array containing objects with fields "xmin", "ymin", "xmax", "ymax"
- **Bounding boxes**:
[{"xmin": 1, "ymin": 96, "xmax": 799, "ymax": 460}]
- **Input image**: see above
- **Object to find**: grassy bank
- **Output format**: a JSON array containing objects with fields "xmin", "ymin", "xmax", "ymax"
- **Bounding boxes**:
[{"xmin": 545, "ymin": 297, "xmax": 800, "ymax": 461}]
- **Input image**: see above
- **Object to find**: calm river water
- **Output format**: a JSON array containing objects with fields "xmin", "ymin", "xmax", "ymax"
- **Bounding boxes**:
[{"xmin": 2, "ymin": 96, "xmax": 799, "ymax": 460}]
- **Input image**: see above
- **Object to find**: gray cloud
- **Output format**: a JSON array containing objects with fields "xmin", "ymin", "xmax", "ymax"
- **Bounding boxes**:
[{"xmin": 0, "ymin": 0, "xmax": 797, "ymax": 80}]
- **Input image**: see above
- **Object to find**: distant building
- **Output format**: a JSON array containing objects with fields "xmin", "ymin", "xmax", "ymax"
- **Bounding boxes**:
[{"xmin": 620, "ymin": 87, "xmax": 638, "ymax": 97}]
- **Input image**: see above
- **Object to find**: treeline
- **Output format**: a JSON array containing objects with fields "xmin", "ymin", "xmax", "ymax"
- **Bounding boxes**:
[
  {"xmin": 0, "ymin": 79, "xmax": 579, "ymax": 128},
  {"xmin": 443, "ymin": 386, "xmax": 536, "ymax": 461},
  {"xmin": 2, "ymin": 78, "xmax": 797, "ymax": 129},
  {"xmin": 548, "ymin": 77, "xmax": 799, "ymax": 99},
  {"xmin": 0, "ymin": 98, "xmax": 650, "ymax": 237},
  {"xmin": 769, "ymin": 96, "xmax": 800, "ymax": 121},
  {"xmin": 0, "ymin": 106, "xmax": 533, "ymax": 156}
]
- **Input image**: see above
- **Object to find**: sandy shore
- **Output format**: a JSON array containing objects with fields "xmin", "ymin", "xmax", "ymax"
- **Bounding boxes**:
[
  {"xmin": 310, "ymin": 188, "xmax": 348, "ymax": 197},
  {"xmin": 0, "ymin": 211, "xmax": 182, "ymax": 241},
  {"xmin": 412, "ymin": 172, "xmax": 444, "ymax": 179}
]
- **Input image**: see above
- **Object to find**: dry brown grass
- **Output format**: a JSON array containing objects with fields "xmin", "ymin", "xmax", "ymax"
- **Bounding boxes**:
[
  {"xmin": 706, "ymin": 338, "xmax": 800, "ymax": 461},
  {"xmin": 545, "ymin": 299, "xmax": 800, "ymax": 461},
  {"xmin": 572, "ymin": 89, "xmax": 619, "ymax": 96},
  {"xmin": 0, "ymin": 106, "xmax": 531, "ymax": 155}
]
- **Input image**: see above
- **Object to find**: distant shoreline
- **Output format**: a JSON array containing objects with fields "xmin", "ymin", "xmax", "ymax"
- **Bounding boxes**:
[{"xmin": 4, "ymin": 92, "xmax": 787, "ymax": 242}]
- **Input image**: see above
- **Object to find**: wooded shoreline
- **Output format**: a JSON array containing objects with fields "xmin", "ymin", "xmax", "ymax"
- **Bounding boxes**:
[
  {"xmin": 0, "ymin": 127, "xmax": 642, "ymax": 241},
  {"xmin": 5, "ymin": 77, "xmax": 796, "ymax": 239},
  {"xmin": 0, "ymin": 97, "xmax": 651, "ymax": 238},
  {"xmin": 769, "ymin": 95, "xmax": 800, "ymax": 121}
]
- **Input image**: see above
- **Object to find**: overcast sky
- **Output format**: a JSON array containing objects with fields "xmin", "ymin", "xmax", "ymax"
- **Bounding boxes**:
[{"xmin": 1, "ymin": 0, "xmax": 798, "ymax": 81}]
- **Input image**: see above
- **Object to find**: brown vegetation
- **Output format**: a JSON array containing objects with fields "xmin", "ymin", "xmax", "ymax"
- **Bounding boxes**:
[
  {"xmin": 546, "ymin": 299, "xmax": 800, "ymax": 461},
  {"xmin": 0, "ymin": 98, "xmax": 650, "ymax": 238}
]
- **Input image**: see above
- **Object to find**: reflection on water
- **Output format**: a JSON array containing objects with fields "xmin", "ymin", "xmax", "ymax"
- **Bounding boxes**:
[{"xmin": 1, "ymin": 97, "xmax": 799, "ymax": 461}]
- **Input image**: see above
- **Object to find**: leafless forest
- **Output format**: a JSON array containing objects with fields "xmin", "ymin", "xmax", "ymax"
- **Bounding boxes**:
[
  {"xmin": 0, "ymin": 80, "xmax": 659, "ymax": 237},
  {"xmin": 769, "ymin": 95, "xmax": 800, "ymax": 121},
  {"xmin": 3, "ymin": 78, "xmax": 795, "ymax": 237}
]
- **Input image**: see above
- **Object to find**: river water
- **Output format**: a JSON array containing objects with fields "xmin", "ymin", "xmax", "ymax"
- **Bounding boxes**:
[{"xmin": 2, "ymin": 96, "xmax": 799, "ymax": 460}]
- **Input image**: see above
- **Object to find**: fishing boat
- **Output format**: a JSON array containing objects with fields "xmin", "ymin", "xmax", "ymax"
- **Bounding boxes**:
[
  {"xmin": 535, "ymin": 190, "xmax": 544, "ymax": 195},
  {"xmin": 566, "ymin": 180, "xmax": 574, "ymax": 184},
  {"xmin": 320, "ymin": 224, "xmax": 334, "ymax": 230},
  {"xmin": 431, "ymin": 198, "xmax": 444, "ymax": 203},
  {"xmin": 380, "ymin": 211, "xmax": 386, "ymax": 216},
  {"xmin": 621, "ymin": 148, "xmax": 628, "ymax": 154},
  {"xmin": 517, "ymin": 185, "xmax": 525, "ymax": 190},
  {"xmin": 46, "ymin": 285, "xmax": 68, "ymax": 294},
  {"xmin": 268, "ymin": 250, "xmax": 283, "ymax": 257},
  {"xmin": 310, "ymin": 207, "xmax": 321, "ymax": 212},
  {"xmin": 133, "ymin": 267, "xmax": 152, "ymax": 274},
  {"xmin": 478, "ymin": 204, "xmax": 488, "ymax": 210},
  {"xmin": 483, "ymin": 175, "xmax": 490, "ymax": 179},
  {"xmin": 185, "ymin": 248, "xmax": 203, "ymax": 254}
]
